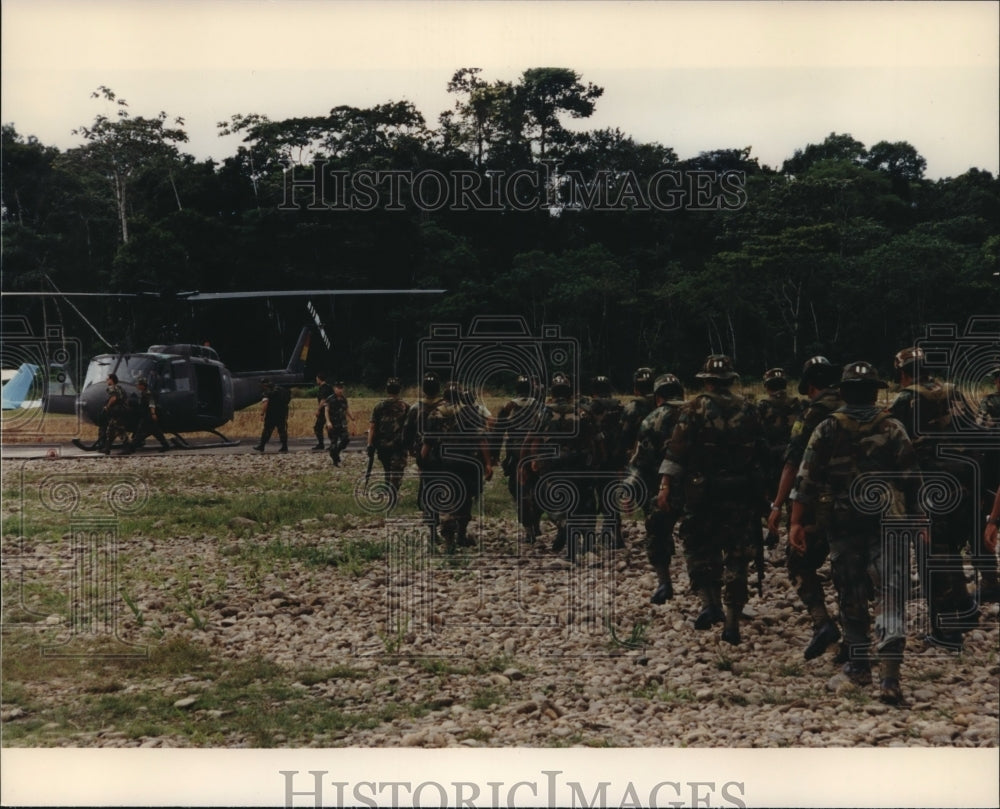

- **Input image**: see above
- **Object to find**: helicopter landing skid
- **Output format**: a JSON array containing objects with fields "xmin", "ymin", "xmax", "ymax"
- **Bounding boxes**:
[{"xmin": 168, "ymin": 430, "xmax": 240, "ymax": 450}]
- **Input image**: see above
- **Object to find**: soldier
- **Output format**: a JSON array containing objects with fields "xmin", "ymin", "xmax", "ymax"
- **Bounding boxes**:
[
  {"xmin": 974, "ymin": 366, "xmax": 1000, "ymax": 429},
  {"xmin": 620, "ymin": 367, "xmax": 656, "ymax": 463},
  {"xmin": 624, "ymin": 373, "xmax": 685, "ymax": 603},
  {"xmin": 323, "ymin": 381, "xmax": 351, "ymax": 466},
  {"xmin": 311, "ymin": 372, "xmax": 334, "ymax": 451},
  {"xmin": 975, "ymin": 367, "xmax": 1000, "ymax": 602},
  {"xmin": 366, "ymin": 377, "xmax": 409, "ymax": 492},
  {"xmin": 403, "ymin": 372, "xmax": 444, "ymax": 515},
  {"xmin": 656, "ymin": 355, "xmax": 767, "ymax": 644},
  {"xmin": 984, "ymin": 487, "xmax": 1000, "ymax": 558},
  {"xmin": 494, "ymin": 375, "xmax": 543, "ymax": 542},
  {"xmin": 254, "ymin": 378, "xmax": 290, "ymax": 453},
  {"xmin": 120, "ymin": 377, "xmax": 171, "ymax": 454},
  {"xmin": 420, "ymin": 382, "xmax": 493, "ymax": 550},
  {"xmin": 757, "ymin": 368, "xmax": 802, "ymax": 504},
  {"xmin": 888, "ymin": 346, "xmax": 980, "ymax": 648},
  {"xmin": 97, "ymin": 373, "xmax": 127, "ymax": 454},
  {"xmin": 521, "ymin": 372, "xmax": 598, "ymax": 559},
  {"xmin": 587, "ymin": 375, "xmax": 626, "ymax": 549},
  {"xmin": 789, "ymin": 361, "xmax": 921, "ymax": 705},
  {"xmin": 767, "ymin": 356, "xmax": 844, "ymax": 660}
]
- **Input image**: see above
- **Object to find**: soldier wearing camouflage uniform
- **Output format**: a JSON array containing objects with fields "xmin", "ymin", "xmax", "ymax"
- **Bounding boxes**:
[
  {"xmin": 768, "ymin": 356, "xmax": 845, "ymax": 660},
  {"xmin": 494, "ymin": 375, "xmax": 543, "ymax": 542},
  {"xmin": 888, "ymin": 347, "xmax": 981, "ymax": 647},
  {"xmin": 974, "ymin": 367, "xmax": 1000, "ymax": 602},
  {"xmin": 366, "ymin": 377, "xmax": 409, "ymax": 492},
  {"xmin": 586, "ymin": 375, "xmax": 626, "ymax": 549},
  {"xmin": 620, "ymin": 367, "xmax": 656, "ymax": 464},
  {"xmin": 521, "ymin": 373, "xmax": 599, "ymax": 559},
  {"xmin": 97, "ymin": 373, "xmax": 127, "ymax": 454},
  {"xmin": 790, "ymin": 361, "xmax": 921, "ymax": 705},
  {"xmin": 757, "ymin": 368, "xmax": 802, "ymax": 503},
  {"xmin": 403, "ymin": 372, "xmax": 443, "ymax": 515},
  {"xmin": 624, "ymin": 373, "xmax": 685, "ymax": 603},
  {"xmin": 656, "ymin": 355, "xmax": 768, "ymax": 645},
  {"xmin": 975, "ymin": 367, "xmax": 1000, "ymax": 429},
  {"xmin": 323, "ymin": 381, "xmax": 350, "ymax": 466},
  {"xmin": 420, "ymin": 382, "xmax": 493, "ymax": 550}
]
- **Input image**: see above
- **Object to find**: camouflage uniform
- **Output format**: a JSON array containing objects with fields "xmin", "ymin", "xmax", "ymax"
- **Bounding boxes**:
[
  {"xmin": 625, "ymin": 373, "xmax": 685, "ymax": 603},
  {"xmin": 97, "ymin": 375, "xmax": 127, "ymax": 452},
  {"xmin": 122, "ymin": 379, "xmax": 171, "ymax": 453},
  {"xmin": 323, "ymin": 384, "xmax": 350, "ymax": 465},
  {"xmin": 974, "ymin": 368, "xmax": 1000, "ymax": 429},
  {"xmin": 368, "ymin": 379, "xmax": 409, "ymax": 492},
  {"xmin": 784, "ymin": 386, "xmax": 844, "ymax": 635},
  {"xmin": 975, "ymin": 369, "xmax": 1000, "ymax": 602},
  {"xmin": 888, "ymin": 348, "xmax": 981, "ymax": 642},
  {"xmin": 620, "ymin": 367, "xmax": 656, "ymax": 464},
  {"xmin": 521, "ymin": 374, "xmax": 599, "ymax": 559},
  {"xmin": 660, "ymin": 355, "xmax": 768, "ymax": 644},
  {"xmin": 312, "ymin": 375, "xmax": 334, "ymax": 450},
  {"xmin": 791, "ymin": 361, "xmax": 921, "ymax": 704},
  {"xmin": 756, "ymin": 370, "xmax": 803, "ymax": 498},
  {"xmin": 255, "ymin": 380, "xmax": 290, "ymax": 453},
  {"xmin": 421, "ymin": 383, "xmax": 491, "ymax": 549},
  {"xmin": 403, "ymin": 374, "xmax": 443, "ymax": 515},
  {"xmin": 586, "ymin": 377, "xmax": 626, "ymax": 548},
  {"xmin": 494, "ymin": 377, "xmax": 543, "ymax": 541}
]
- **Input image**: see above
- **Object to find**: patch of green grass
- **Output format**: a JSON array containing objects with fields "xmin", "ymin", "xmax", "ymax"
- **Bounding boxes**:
[
  {"xmin": 297, "ymin": 666, "xmax": 367, "ymax": 685},
  {"xmin": 777, "ymin": 662, "xmax": 803, "ymax": 677},
  {"xmin": 469, "ymin": 687, "xmax": 504, "ymax": 710}
]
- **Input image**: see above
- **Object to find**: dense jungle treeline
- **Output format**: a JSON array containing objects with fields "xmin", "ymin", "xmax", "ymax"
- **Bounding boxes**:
[{"xmin": 2, "ymin": 70, "xmax": 999, "ymax": 389}]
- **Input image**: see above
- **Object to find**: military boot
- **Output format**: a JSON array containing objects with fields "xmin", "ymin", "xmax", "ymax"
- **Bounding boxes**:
[
  {"xmin": 552, "ymin": 525, "xmax": 567, "ymax": 553},
  {"xmin": 879, "ymin": 657, "xmax": 903, "ymax": 705},
  {"xmin": 720, "ymin": 605, "xmax": 741, "ymax": 646},
  {"xmin": 841, "ymin": 660, "xmax": 873, "ymax": 687},
  {"xmin": 650, "ymin": 563, "xmax": 673, "ymax": 605},
  {"xmin": 804, "ymin": 619, "xmax": 841, "ymax": 660},
  {"xmin": 693, "ymin": 586, "xmax": 725, "ymax": 630},
  {"xmin": 976, "ymin": 569, "xmax": 1000, "ymax": 604}
]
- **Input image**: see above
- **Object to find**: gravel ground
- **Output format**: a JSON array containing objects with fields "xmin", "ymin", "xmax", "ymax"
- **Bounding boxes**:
[{"xmin": 2, "ymin": 449, "xmax": 998, "ymax": 749}]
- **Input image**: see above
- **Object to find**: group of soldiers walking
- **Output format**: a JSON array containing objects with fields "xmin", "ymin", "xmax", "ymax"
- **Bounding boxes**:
[{"xmin": 352, "ymin": 349, "xmax": 1000, "ymax": 707}]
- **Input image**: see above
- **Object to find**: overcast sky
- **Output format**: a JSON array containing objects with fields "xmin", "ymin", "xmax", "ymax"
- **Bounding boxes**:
[{"xmin": 2, "ymin": 1, "xmax": 997, "ymax": 180}]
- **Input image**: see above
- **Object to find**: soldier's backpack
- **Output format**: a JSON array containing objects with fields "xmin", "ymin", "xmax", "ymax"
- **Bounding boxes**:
[
  {"xmin": 374, "ymin": 398, "xmax": 409, "ymax": 451},
  {"xmin": 536, "ymin": 400, "xmax": 593, "ymax": 470}
]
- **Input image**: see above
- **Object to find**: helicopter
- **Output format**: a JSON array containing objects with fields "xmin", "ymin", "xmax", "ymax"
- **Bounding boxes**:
[{"xmin": 0, "ymin": 285, "xmax": 445, "ymax": 450}]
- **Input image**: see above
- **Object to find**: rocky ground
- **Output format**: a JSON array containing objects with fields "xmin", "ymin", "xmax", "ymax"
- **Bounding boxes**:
[{"xmin": 2, "ymin": 449, "xmax": 998, "ymax": 750}]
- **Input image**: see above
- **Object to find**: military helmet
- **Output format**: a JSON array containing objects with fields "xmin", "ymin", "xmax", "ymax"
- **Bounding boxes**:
[
  {"xmin": 514, "ymin": 374, "xmax": 531, "ymax": 395},
  {"xmin": 385, "ymin": 377, "xmax": 401, "ymax": 394},
  {"xmin": 763, "ymin": 368, "xmax": 788, "ymax": 390},
  {"xmin": 136, "ymin": 377, "xmax": 149, "ymax": 388},
  {"xmin": 422, "ymin": 371, "xmax": 441, "ymax": 397},
  {"xmin": 442, "ymin": 381, "xmax": 463, "ymax": 403},
  {"xmin": 653, "ymin": 373, "xmax": 684, "ymax": 399},
  {"xmin": 695, "ymin": 354, "xmax": 738, "ymax": 381},
  {"xmin": 798, "ymin": 355, "xmax": 836, "ymax": 394},
  {"xmin": 591, "ymin": 375, "xmax": 612, "ymax": 397},
  {"xmin": 840, "ymin": 361, "xmax": 888, "ymax": 388},
  {"xmin": 550, "ymin": 372, "xmax": 572, "ymax": 396},
  {"xmin": 633, "ymin": 367, "xmax": 654, "ymax": 394},
  {"xmin": 893, "ymin": 346, "xmax": 925, "ymax": 372}
]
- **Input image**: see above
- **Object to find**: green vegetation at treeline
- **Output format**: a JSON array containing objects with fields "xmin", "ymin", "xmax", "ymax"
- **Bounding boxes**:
[{"xmin": 3, "ymin": 69, "xmax": 998, "ymax": 386}]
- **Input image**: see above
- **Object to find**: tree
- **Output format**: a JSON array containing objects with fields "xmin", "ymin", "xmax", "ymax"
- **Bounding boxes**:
[
  {"xmin": 518, "ymin": 68, "xmax": 604, "ymax": 158},
  {"xmin": 66, "ymin": 86, "xmax": 189, "ymax": 244}
]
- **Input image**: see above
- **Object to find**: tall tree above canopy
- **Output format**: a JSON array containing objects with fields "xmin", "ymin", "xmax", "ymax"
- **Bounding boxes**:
[
  {"xmin": 782, "ymin": 132, "xmax": 868, "ymax": 176},
  {"xmin": 66, "ymin": 86, "xmax": 188, "ymax": 244},
  {"xmin": 518, "ymin": 68, "xmax": 604, "ymax": 158}
]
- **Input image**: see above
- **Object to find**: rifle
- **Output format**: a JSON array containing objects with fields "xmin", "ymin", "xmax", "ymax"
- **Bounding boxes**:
[
  {"xmin": 365, "ymin": 444, "xmax": 376, "ymax": 484},
  {"xmin": 754, "ymin": 527, "xmax": 766, "ymax": 598}
]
